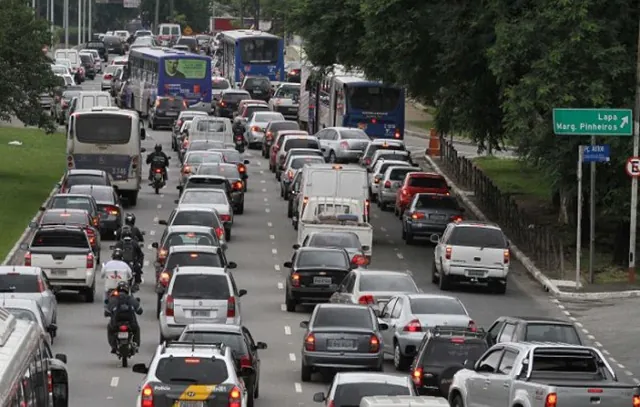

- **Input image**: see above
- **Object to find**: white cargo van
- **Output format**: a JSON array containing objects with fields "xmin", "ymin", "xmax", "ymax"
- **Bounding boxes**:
[
  {"xmin": 76, "ymin": 91, "xmax": 113, "ymax": 111},
  {"xmin": 360, "ymin": 396, "xmax": 450, "ymax": 407},
  {"xmin": 54, "ymin": 48, "xmax": 81, "ymax": 76},
  {"xmin": 189, "ymin": 116, "xmax": 234, "ymax": 148}
]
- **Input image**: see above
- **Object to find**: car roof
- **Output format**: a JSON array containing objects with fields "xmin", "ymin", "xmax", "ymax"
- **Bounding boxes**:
[
  {"xmin": 354, "ymin": 269, "xmax": 412, "ymax": 277},
  {"xmin": 335, "ymin": 372, "xmax": 411, "ymax": 385},
  {"xmin": 168, "ymin": 245, "xmax": 220, "ymax": 254},
  {"xmin": 43, "ymin": 208, "xmax": 88, "ymax": 215},
  {"xmin": 0, "ymin": 266, "xmax": 41, "ymax": 275},
  {"xmin": 506, "ymin": 316, "xmax": 574, "ymax": 325},
  {"xmin": 67, "ymin": 169, "xmax": 107, "ymax": 176},
  {"xmin": 183, "ymin": 323, "xmax": 242, "ymax": 333},
  {"xmin": 181, "ymin": 188, "xmax": 226, "ymax": 195},
  {"xmin": 174, "ymin": 206, "xmax": 216, "ymax": 213},
  {"xmin": 297, "ymin": 247, "xmax": 347, "ymax": 254},
  {"xmin": 404, "ymin": 293, "xmax": 460, "ymax": 301},
  {"xmin": 452, "ymin": 221, "xmax": 501, "ymax": 229},
  {"xmin": 187, "ymin": 175, "xmax": 227, "ymax": 180},
  {"xmin": 376, "ymin": 160, "xmax": 410, "ymax": 167},
  {"xmin": 316, "ymin": 303, "xmax": 370, "ymax": 311},
  {"xmin": 371, "ymin": 139, "xmax": 404, "ymax": 145},
  {"xmin": 173, "ymin": 266, "xmax": 227, "ymax": 275},
  {"xmin": 407, "ymin": 172, "xmax": 443, "ymax": 178},
  {"xmin": 166, "ymin": 225, "xmax": 215, "ymax": 234},
  {"xmin": 68, "ymin": 185, "xmax": 112, "ymax": 191}
]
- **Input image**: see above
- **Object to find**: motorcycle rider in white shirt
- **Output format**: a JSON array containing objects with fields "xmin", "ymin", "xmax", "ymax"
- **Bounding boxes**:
[{"xmin": 101, "ymin": 248, "xmax": 133, "ymax": 306}]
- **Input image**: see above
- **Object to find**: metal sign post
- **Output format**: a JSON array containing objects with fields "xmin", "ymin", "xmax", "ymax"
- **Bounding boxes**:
[{"xmin": 576, "ymin": 146, "xmax": 584, "ymax": 289}]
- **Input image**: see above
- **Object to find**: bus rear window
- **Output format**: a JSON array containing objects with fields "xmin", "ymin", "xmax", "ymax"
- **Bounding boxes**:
[
  {"xmin": 75, "ymin": 115, "xmax": 132, "ymax": 144},
  {"xmin": 240, "ymin": 38, "xmax": 278, "ymax": 64},
  {"xmin": 347, "ymin": 86, "xmax": 401, "ymax": 112}
]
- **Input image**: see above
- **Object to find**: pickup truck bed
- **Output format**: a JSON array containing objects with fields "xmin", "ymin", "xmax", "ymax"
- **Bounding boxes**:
[{"xmin": 28, "ymin": 246, "xmax": 96, "ymax": 300}]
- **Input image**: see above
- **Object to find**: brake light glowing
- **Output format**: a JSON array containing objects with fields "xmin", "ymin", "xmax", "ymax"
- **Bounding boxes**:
[
  {"xmin": 238, "ymin": 164, "xmax": 246, "ymax": 173},
  {"xmin": 545, "ymin": 393, "xmax": 557, "ymax": 407},
  {"xmin": 369, "ymin": 335, "xmax": 380, "ymax": 352},
  {"xmin": 240, "ymin": 355, "xmax": 251, "ymax": 368},
  {"xmin": 445, "ymin": 246, "xmax": 452, "ymax": 260},
  {"xmin": 219, "ymin": 214, "xmax": 231, "ymax": 222},
  {"xmin": 119, "ymin": 325, "xmax": 128, "ymax": 332},
  {"xmin": 182, "ymin": 165, "xmax": 191, "ymax": 174},
  {"xmin": 587, "ymin": 389, "xmax": 603, "ymax": 393},
  {"xmin": 159, "ymin": 248, "xmax": 168, "ymax": 259},
  {"xmin": 165, "ymin": 294, "xmax": 174, "ymax": 316},
  {"xmin": 92, "ymin": 216, "xmax": 99, "ymax": 227},
  {"xmin": 371, "ymin": 118, "xmax": 377, "ymax": 124},
  {"xmin": 504, "ymin": 249, "xmax": 510, "ymax": 264},
  {"xmin": 233, "ymin": 181, "xmax": 243, "ymax": 190},
  {"xmin": 339, "ymin": 141, "xmax": 349, "ymax": 150},
  {"xmin": 141, "ymin": 384, "xmax": 153, "ymax": 407},
  {"xmin": 227, "ymin": 296, "xmax": 236, "ymax": 318},
  {"xmin": 384, "ymin": 180, "xmax": 391, "ymax": 188},
  {"xmin": 219, "ymin": 101, "xmax": 226, "ymax": 107},
  {"xmin": 104, "ymin": 74, "xmax": 112, "ymax": 79},
  {"xmin": 364, "ymin": 199, "xmax": 370, "ymax": 221},
  {"xmin": 251, "ymin": 126, "xmax": 261, "ymax": 132},
  {"xmin": 229, "ymin": 386, "xmax": 241, "ymax": 407},
  {"xmin": 106, "ymin": 205, "xmax": 119, "ymax": 215},
  {"xmin": 86, "ymin": 252, "xmax": 94, "ymax": 268},
  {"xmin": 287, "ymin": 170, "xmax": 294, "ymax": 180},
  {"xmin": 47, "ymin": 371, "xmax": 52, "ymax": 393},
  {"xmin": 24, "ymin": 252, "xmax": 31, "ymax": 266},
  {"xmin": 155, "ymin": 100, "xmax": 160, "ymax": 107},
  {"xmin": 351, "ymin": 255, "xmax": 368, "ymax": 267},
  {"xmin": 159, "ymin": 272, "xmax": 170, "ymax": 286},
  {"xmin": 394, "ymin": 129, "xmax": 401, "ymax": 138},
  {"xmin": 304, "ymin": 333, "xmax": 315, "ymax": 351},
  {"xmin": 215, "ymin": 227, "xmax": 224, "ymax": 240},
  {"xmin": 633, "ymin": 395, "xmax": 640, "ymax": 407},
  {"xmin": 266, "ymin": 131, "xmax": 273, "ymax": 139},
  {"xmin": 358, "ymin": 295, "xmax": 375, "ymax": 304},
  {"xmin": 85, "ymin": 228, "xmax": 96, "ymax": 245},
  {"xmin": 291, "ymin": 273, "xmax": 300, "ymax": 287},
  {"xmin": 468, "ymin": 320, "xmax": 477, "ymax": 332},
  {"xmin": 154, "ymin": 168, "xmax": 162, "ymax": 173},
  {"xmin": 451, "ymin": 337, "xmax": 465, "ymax": 343},
  {"xmin": 451, "ymin": 215, "xmax": 463, "ymax": 222},
  {"xmin": 411, "ymin": 367, "xmax": 423, "ymax": 386},
  {"xmin": 411, "ymin": 212, "xmax": 425, "ymax": 220},
  {"xmin": 403, "ymin": 319, "xmax": 422, "ymax": 332}
]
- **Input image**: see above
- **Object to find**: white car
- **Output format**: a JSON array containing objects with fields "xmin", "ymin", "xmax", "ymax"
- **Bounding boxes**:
[
  {"xmin": 51, "ymin": 64, "xmax": 71, "ymax": 76},
  {"xmin": 369, "ymin": 160, "xmax": 411, "ymax": 201},
  {"xmin": 269, "ymin": 83, "xmax": 300, "ymax": 120},
  {"xmin": 175, "ymin": 188, "xmax": 234, "ymax": 240}
]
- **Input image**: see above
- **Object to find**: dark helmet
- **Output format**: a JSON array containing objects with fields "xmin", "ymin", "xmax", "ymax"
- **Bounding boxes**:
[
  {"xmin": 125, "ymin": 213, "xmax": 136, "ymax": 226},
  {"xmin": 116, "ymin": 281, "xmax": 129, "ymax": 294},
  {"xmin": 112, "ymin": 248, "xmax": 124, "ymax": 261},
  {"xmin": 120, "ymin": 225, "xmax": 133, "ymax": 238},
  {"xmin": 154, "ymin": 143, "xmax": 162, "ymax": 153}
]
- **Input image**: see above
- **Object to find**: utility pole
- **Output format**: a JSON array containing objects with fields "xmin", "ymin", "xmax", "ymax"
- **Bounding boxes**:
[
  {"xmin": 254, "ymin": 0, "xmax": 259, "ymax": 30},
  {"xmin": 51, "ymin": 0, "xmax": 55, "ymax": 34},
  {"xmin": 154, "ymin": 0, "xmax": 159, "ymax": 33},
  {"xmin": 589, "ymin": 134, "xmax": 596, "ymax": 283},
  {"xmin": 64, "ymin": 0, "xmax": 69, "ymax": 48},
  {"xmin": 77, "ymin": 0, "xmax": 82, "ymax": 46},
  {"xmin": 629, "ymin": 10, "xmax": 640, "ymax": 284},
  {"xmin": 88, "ymin": 0, "xmax": 92, "ymax": 40},
  {"xmin": 240, "ymin": 0, "xmax": 244, "ymax": 28}
]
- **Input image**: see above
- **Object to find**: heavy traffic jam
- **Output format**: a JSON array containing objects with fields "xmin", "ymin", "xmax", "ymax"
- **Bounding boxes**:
[{"xmin": 0, "ymin": 25, "xmax": 637, "ymax": 407}]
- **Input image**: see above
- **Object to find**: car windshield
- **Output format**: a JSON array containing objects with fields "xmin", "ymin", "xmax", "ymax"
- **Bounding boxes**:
[
  {"xmin": 212, "ymin": 79, "xmax": 230, "ymax": 89},
  {"xmin": 244, "ymin": 77, "xmax": 270, "ymax": 88},
  {"xmin": 195, "ymin": 120, "xmax": 225, "ymax": 132},
  {"xmin": 313, "ymin": 307, "xmax": 372, "ymax": 329},
  {"xmin": 296, "ymin": 251, "xmax": 348, "ymax": 269},
  {"xmin": 6, "ymin": 309, "xmax": 37, "ymax": 323},
  {"xmin": 290, "ymin": 157, "xmax": 323, "ymax": 169},
  {"xmin": 165, "ymin": 252, "xmax": 222, "ymax": 269},
  {"xmin": 189, "ymin": 142, "xmax": 224, "ymax": 151},
  {"xmin": 155, "ymin": 358, "xmax": 229, "ymax": 384},
  {"xmin": 422, "ymin": 340, "xmax": 487, "ymax": 367},
  {"xmin": 448, "ymin": 227, "xmax": 506, "ymax": 249},
  {"xmin": 221, "ymin": 151, "xmax": 241, "ymax": 163},
  {"xmin": 409, "ymin": 176, "xmax": 447, "ymax": 188},
  {"xmin": 166, "ymin": 232, "xmax": 214, "ymax": 247},
  {"xmin": 284, "ymin": 139, "xmax": 319, "ymax": 150},
  {"xmin": 186, "ymin": 178, "xmax": 227, "ymax": 188},
  {"xmin": 32, "ymin": 230, "xmax": 87, "ymax": 248},
  {"xmin": 309, "ymin": 233, "xmax": 360, "ymax": 249},
  {"xmin": 171, "ymin": 274, "xmax": 229, "ymax": 299},
  {"xmin": 275, "ymin": 86, "xmax": 298, "ymax": 98},
  {"xmin": 181, "ymin": 191, "xmax": 227, "ymax": 205},
  {"xmin": 222, "ymin": 93, "xmax": 250, "ymax": 102},
  {"xmin": 245, "ymin": 106, "xmax": 270, "ymax": 118},
  {"xmin": 389, "ymin": 168, "xmax": 416, "ymax": 181},
  {"xmin": 66, "ymin": 175, "xmax": 106, "ymax": 186},
  {"xmin": 253, "ymin": 113, "xmax": 284, "ymax": 123},
  {"xmin": 525, "ymin": 324, "xmax": 581, "ymax": 344},
  {"xmin": 0, "ymin": 275, "xmax": 39, "ymax": 293},
  {"xmin": 70, "ymin": 187, "xmax": 113, "ymax": 203},
  {"xmin": 50, "ymin": 197, "xmax": 92, "ymax": 212},
  {"xmin": 185, "ymin": 153, "xmax": 223, "ymax": 164},
  {"xmin": 172, "ymin": 211, "xmax": 218, "ymax": 227},
  {"xmin": 415, "ymin": 195, "xmax": 458, "ymax": 210},
  {"xmin": 359, "ymin": 275, "xmax": 417, "ymax": 292},
  {"xmin": 410, "ymin": 298, "xmax": 467, "ymax": 315},
  {"xmin": 334, "ymin": 383, "xmax": 411, "ymax": 407},
  {"xmin": 180, "ymin": 331, "xmax": 245, "ymax": 355},
  {"xmin": 271, "ymin": 122, "xmax": 299, "ymax": 132},
  {"xmin": 340, "ymin": 129, "xmax": 369, "ymax": 140},
  {"xmin": 41, "ymin": 211, "xmax": 87, "ymax": 225},
  {"xmin": 158, "ymin": 98, "xmax": 185, "ymax": 109}
]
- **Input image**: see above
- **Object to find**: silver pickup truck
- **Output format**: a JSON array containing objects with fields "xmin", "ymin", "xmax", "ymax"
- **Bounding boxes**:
[{"xmin": 448, "ymin": 342, "xmax": 639, "ymax": 407}]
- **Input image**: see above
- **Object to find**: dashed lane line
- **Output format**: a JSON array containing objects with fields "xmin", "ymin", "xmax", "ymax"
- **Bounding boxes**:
[
  {"xmin": 294, "ymin": 383, "xmax": 302, "ymax": 393},
  {"xmin": 153, "ymin": 216, "xmax": 159, "ymax": 223},
  {"xmin": 274, "ymin": 264, "xmax": 281, "ymax": 271},
  {"xmin": 277, "ymin": 282, "xmax": 284, "ymax": 290},
  {"xmin": 272, "ymin": 248, "xmax": 278, "ymax": 254},
  {"xmin": 289, "ymin": 353, "xmax": 296, "ymax": 362},
  {"xmin": 265, "ymin": 208, "xmax": 271, "ymax": 213},
  {"xmin": 268, "ymin": 222, "xmax": 273, "ymax": 227},
  {"xmin": 156, "ymin": 204, "xmax": 162, "ymax": 209},
  {"xmin": 284, "ymin": 326, "xmax": 291, "ymax": 335},
  {"xmin": 149, "ymin": 230, "xmax": 155, "ymax": 236},
  {"xmin": 396, "ymin": 253, "xmax": 404, "ymax": 260},
  {"xmin": 280, "ymin": 304, "xmax": 287, "ymax": 312},
  {"xmin": 110, "ymin": 377, "xmax": 119, "ymax": 387},
  {"xmin": 270, "ymin": 235, "xmax": 275, "ymax": 240}
]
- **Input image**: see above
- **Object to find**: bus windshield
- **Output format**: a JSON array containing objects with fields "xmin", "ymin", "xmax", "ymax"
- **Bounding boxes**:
[
  {"xmin": 240, "ymin": 38, "xmax": 278, "ymax": 64},
  {"xmin": 347, "ymin": 85, "xmax": 401, "ymax": 112}
]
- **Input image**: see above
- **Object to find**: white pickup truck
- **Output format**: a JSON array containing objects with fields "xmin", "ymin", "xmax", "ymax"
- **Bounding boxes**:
[
  {"xmin": 297, "ymin": 197, "xmax": 373, "ymax": 258},
  {"xmin": 24, "ymin": 225, "xmax": 98, "ymax": 302}
]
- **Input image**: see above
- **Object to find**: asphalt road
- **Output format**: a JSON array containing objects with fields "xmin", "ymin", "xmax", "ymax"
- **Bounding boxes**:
[{"xmin": 11, "ymin": 68, "xmax": 632, "ymax": 407}]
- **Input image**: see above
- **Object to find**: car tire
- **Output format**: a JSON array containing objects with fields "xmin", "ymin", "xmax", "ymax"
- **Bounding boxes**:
[
  {"xmin": 225, "ymin": 228, "xmax": 231, "ymax": 241},
  {"xmin": 439, "ymin": 264, "xmax": 450, "ymax": 291},
  {"xmin": 156, "ymin": 294, "xmax": 162, "ymax": 319},
  {"xmin": 247, "ymin": 389, "xmax": 255, "ymax": 407},
  {"xmin": 84, "ymin": 282, "xmax": 95, "ymax": 303},
  {"xmin": 393, "ymin": 341, "xmax": 411, "ymax": 371},
  {"xmin": 431, "ymin": 259, "xmax": 438, "ymax": 284},
  {"xmin": 405, "ymin": 230, "xmax": 414, "ymax": 244},
  {"xmin": 328, "ymin": 151, "xmax": 337, "ymax": 163},
  {"xmin": 287, "ymin": 202, "xmax": 293, "ymax": 218},
  {"xmin": 236, "ymin": 203, "xmax": 244, "ymax": 215},
  {"xmin": 492, "ymin": 281, "xmax": 507, "ymax": 294},
  {"xmin": 300, "ymin": 363, "xmax": 312, "ymax": 382},
  {"xmin": 254, "ymin": 379, "xmax": 259, "ymax": 398},
  {"xmin": 451, "ymin": 394, "xmax": 464, "ymax": 407},
  {"xmin": 285, "ymin": 294, "xmax": 296, "ymax": 312}
]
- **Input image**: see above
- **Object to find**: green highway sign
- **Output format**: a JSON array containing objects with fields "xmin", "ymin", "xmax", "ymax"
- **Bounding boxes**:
[{"xmin": 553, "ymin": 108, "xmax": 633, "ymax": 136}]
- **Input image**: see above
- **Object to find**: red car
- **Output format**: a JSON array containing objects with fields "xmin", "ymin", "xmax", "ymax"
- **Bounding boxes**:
[{"xmin": 394, "ymin": 172, "xmax": 449, "ymax": 217}]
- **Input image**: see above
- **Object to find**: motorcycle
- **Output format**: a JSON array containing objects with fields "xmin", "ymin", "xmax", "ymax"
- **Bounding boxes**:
[
  {"xmin": 115, "ymin": 322, "xmax": 137, "ymax": 367},
  {"xmin": 234, "ymin": 135, "xmax": 245, "ymax": 153},
  {"xmin": 151, "ymin": 167, "xmax": 165, "ymax": 194}
]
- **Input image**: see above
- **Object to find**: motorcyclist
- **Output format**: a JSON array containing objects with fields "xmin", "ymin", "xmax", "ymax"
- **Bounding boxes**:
[
  {"xmin": 104, "ymin": 281, "xmax": 142, "ymax": 354},
  {"xmin": 101, "ymin": 248, "xmax": 133, "ymax": 304},
  {"xmin": 232, "ymin": 119, "xmax": 246, "ymax": 141},
  {"xmin": 146, "ymin": 144, "xmax": 170, "ymax": 182},
  {"xmin": 115, "ymin": 213, "xmax": 144, "ymax": 242},
  {"xmin": 114, "ymin": 226, "xmax": 144, "ymax": 285}
]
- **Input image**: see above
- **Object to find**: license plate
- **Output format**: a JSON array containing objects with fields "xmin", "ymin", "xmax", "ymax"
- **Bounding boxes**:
[
  {"xmin": 253, "ymin": 90, "xmax": 262, "ymax": 94},
  {"xmin": 179, "ymin": 402, "xmax": 204, "ymax": 407},
  {"xmin": 154, "ymin": 173, "xmax": 163, "ymax": 180},
  {"xmin": 430, "ymin": 214, "xmax": 446, "ymax": 220},
  {"xmin": 191, "ymin": 310, "xmax": 211, "ymax": 317},
  {"xmin": 166, "ymin": 111, "xmax": 178, "ymax": 116},
  {"xmin": 466, "ymin": 269, "xmax": 487, "ymax": 277},
  {"xmin": 327, "ymin": 339, "xmax": 356, "ymax": 350},
  {"xmin": 50, "ymin": 269, "xmax": 67, "ymax": 275},
  {"xmin": 313, "ymin": 277, "xmax": 332, "ymax": 285},
  {"xmin": 117, "ymin": 332, "xmax": 128, "ymax": 339}
]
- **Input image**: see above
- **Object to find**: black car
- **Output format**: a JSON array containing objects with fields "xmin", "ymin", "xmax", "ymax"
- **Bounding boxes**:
[
  {"xmin": 217, "ymin": 149, "xmax": 250, "ymax": 189},
  {"xmin": 179, "ymin": 324, "xmax": 266, "ymax": 407},
  {"xmin": 286, "ymin": 62, "xmax": 301, "ymax": 83},
  {"xmin": 284, "ymin": 247, "xmax": 351, "ymax": 312},
  {"xmin": 103, "ymin": 35, "xmax": 125, "ymax": 55},
  {"xmin": 410, "ymin": 326, "xmax": 488, "ymax": 397},
  {"xmin": 176, "ymin": 36, "xmax": 199, "ymax": 53},
  {"xmin": 240, "ymin": 75, "xmax": 272, "ymax": 102},
  {"xmin": 215, "ymin": 90, "xmax": 251, "ymax": 118},
  {"xmin": 401, "ymin": 193, "xmax": 465, "ymax": 243},
  {"xmin": 67, "ymin": 184, "xmax": 123, "ymax": 238},
  {"xmin": 85, "ymin": 41, "xmax": 107, "ymax": 61},
  {"xmin": 79, "ymin": 54, "xmax": 96, "ymax": 79},
  {"xmin": 485, "ymin": 316, "xmax": 582, "ymax": 346},
  {"xmin": 45, "ymin": 193, "xmax": 100, "ymax": 229},
  {"xmin": 149, "ymin": 96, "xmax": 187, "ymax": 130}
]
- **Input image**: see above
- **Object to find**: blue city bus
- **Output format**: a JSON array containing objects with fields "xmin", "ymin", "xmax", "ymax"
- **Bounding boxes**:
[
  {"xmin": 219, "ymin": 30, "xmax": 285, "ymax": 86},
  {"xmin": 317, "ymin": 74, "xmax": 405, "ymax": 139},
  {"xmin": 127, "ymin": 48, "xmax": 212, "ymax": 117}
]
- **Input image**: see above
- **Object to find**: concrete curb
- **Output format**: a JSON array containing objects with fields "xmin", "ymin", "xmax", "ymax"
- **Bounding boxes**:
[
  {"xmin": 422, "ymin": 153, "xmax": 639, "ymax": 300},
  {"xmin": 1, "ymin": 177, "xmax": 63, "ymax": 266}
]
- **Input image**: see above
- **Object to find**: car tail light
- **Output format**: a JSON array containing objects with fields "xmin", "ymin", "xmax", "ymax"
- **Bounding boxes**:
[
  {"xmin": 141, "ymin": 384, "xmax": 153, "ymax": 407},
  {"xmin": 37, "ymin": 277, "xmax": 46, "ymax": 292},
  {"xmin": 545, "ymin": 393, "xmax": 557, "ymax": 407},
  {"xmin": 159, "ymin": 248, "xmax": 168, "ymax": 260},
  {"xmin": 369, "ymin": 335, "xmax": 380, "ymax": 352},
  {"xmin": 304, "ymin": 333, "xmax": 315, "ymax": 351},
  {"xmin": 85, "ymin": 228, "xmax": 96, "ymax": 245},
  {"xmin": 351, "ymin": 255, "xmax": 368, "ymax": 267},
  {"xmin": 106, "ymin": 205, "xmax": 119, "ymax": 215},
  {"xmin": 291, "ymin": 273, "xmax": 300, "ymax": 287},
  {"xmin": 176, "ymin": 119, "xmax": 183, "ymax": 128},
  {"xmin": 219, "ymin": 101, "xmax": 226, "ymax": 107},
  {"xmin": 119, "ymin": 325, "xmax": 128, "ymax": 332},
  {"xmin": 92, "ymin": 216, "xmax": 99, "ymax": 227},
  {"xmin": 239, "ymin": 355, "xmax": 251, "ymax": 369},
  {"xmin": 61, "ymin": 100, "xmax": 68, "ymax": 108},
  {"xmin": 219, "ymin": 214, "xmax": 231, "ymax": 222},
  {"xmin": 182, "ymin": 139, "xmax": 189, "ymax": 149},
  {"xmin": 394, "ymin": 129, "xmax": 401, "ymax": 138},
  {"xmin": 339, "ymin": 141, "xmax": 349, "ymax": 150},
  {"xmin": 504, "ymin": 249, "xmax": 510, "ymax": 264},
  {"xmin": 228, "ymin": 386, "xmax": 241, "ymax": 407},
  {"xmin": 373, "ymin": 177, "xmax": 380, "ymax": 184},
  {"xmin": 587, "ymin": 389, "xmax": 603, "ymax": 393},
  {"xmin": 215, "ymin": 227, "xmax": 224, "ymax": 240},
  {"xmin": 266, "ymin": 131, "xmax": 273, "ymax": 140},
  {"xmin": 104, "ymin": 74, "xmax": 112, "ymax": 79},
  {"xmin": 327, "ymin": 401, "xmax": 334, "ymax": 407},
  {"xmin": 86, "ymin": 252, "xmax": 94, "ymax": 268},
  {"xmin": 154, "ymin": 168, "xmax": 162, "ymax": 173},
  {"xmin": 364, "ymin": 199, "xmax": 370, "ymax": 221},
  {"xmin": 451, "ymin": 337, "xmax": 465, "ymax": 343},
  {"xmin": 67, "ymin": 155, "xmax": 74, "ymax": 169},
  {"xmin": 411, "ymin": 212, "xmax": 425, "ymax": 220},
  {"xmin": 450, "ymin": 215, "xmax": 463, "ymax": 222},
  {"xmin": 251, "ymin": 126, "xmax": 261, "ymax": 132},
  {"xmin": 227, "ymin": 296, "xmax": 236, "ymax": 318},
  {"xmin": 403, "ymin": 319, "xmax": 422, "ymax": 332},
  {"xmin": 633, "ymin": 395, "xmax": 640, "ymax": 407},
  {"xmin": 358, "ymin": 295, "xmax": 375, "ymax": 304},
  {"xmin": 24, "ymin": 252, "xmax": 31, "ymax": 266},
  {"xmin": 165, "ymin": 295, "xmax": 174, "ymax": 317},
  {"xmin": 233, "ymin": 181, "xmax": 243, "ymax": 191},
  {"xmin": 155, "ymin": 100, "xmax": 160, "ymax": 107},
  {"xmin": 411, "ymin": 367, "xmax": 423, "ymax": 386},
  {"xmin": 468, "ymin": 320, "xmax": 477, "ymax": 332},
  {"xmin": 384, "ymin": 180, "xmax": 391, "ymax": 188},
  {"xmin": 445, "ymin": 246, "xmax": 452, "ymax": 260},
  {"xmin": 401, "ymin": 187, "xmax": 409, "ymax": 195},
  {"xmin": 159, "ymin": 272, "xmax": 170, "ymax": 287},
  {"xmin": 182, "ymin": 165, "xmax": 191, "ymax": 174},
  {"xmin": 238, "ymin": 164, "xmax": 246, "ymax": 173},
  {"xmin": 364, "ymin": 158, "xmax": 371, "ymax": 165},
  {"xmin": 47, "ymin": 371, "xmax": 52, "ymax": 393}
]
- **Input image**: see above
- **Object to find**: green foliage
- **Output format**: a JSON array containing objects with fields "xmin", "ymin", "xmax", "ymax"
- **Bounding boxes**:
[
  {"xmin": 139, "ymin": 0, "xmax": 211, "ymax": 32},
  {"xmin": 0, "ymin": 0, "xmax": 58, "ymax": 133}
]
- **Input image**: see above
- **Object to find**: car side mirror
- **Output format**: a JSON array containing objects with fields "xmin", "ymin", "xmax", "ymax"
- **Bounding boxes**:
[
  {"xmin": 313, "ymin": 393, "xmax": 325, "ymax": 403},
  {"xmin": 238, "ymin": 289, "xmax": 247, "ymax": 297},
  {"xmin": 256, "ymin": 341, "xmax": 267, "ymax": 350},
  {"xmin": 292, "ymin": 244, "xmax": 300, "ymax": 250},
  {"xmin": 429, "ymin": 234, "xmax": 440, "ymax": 244},
  {"xmin": 39, "ymin": 206, "xmax": 46, "ymax": 211},
  {"xmin": 299, "ymin": 320, "xmax": 309, "ymax": 329},
  {"xmin": 227, "ymin": 261, "xmax": 237, "ymax": 269},
  {"xmin": 55, "ymin": 353, "xmax": 67, "ymax": 363},
  {"xmin": 464, "ymin": 359, "xmax": 477, "ymax": 369},
  {"xmin": 244, "ymin": 159, "xmax": 250, "ymax": 164},
  {"xmin": 48, "ymin": 323, "xmax": 58, "ymax": 333},
  {"xmin": 283, "ymin": 261, "xmax": 292, "ymax": 268},
  {"xmin": 361, "ymin": 245, "xmax": 370, "ymax": 251},
  {"xmin": 151, "ymin": 242, "xmax": 159, "ymax": 248},
  {"xmin": 132, "ymin": 363, "xmax": 148, "ymax": 374},
  {"xmin": 378, "ymin": 322, "xmax": 389, "ymax": 331}
]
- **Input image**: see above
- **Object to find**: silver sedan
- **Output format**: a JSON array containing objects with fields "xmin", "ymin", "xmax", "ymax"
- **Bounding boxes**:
[{"xmin": 0, "ymin": 266, "xmax": 57, "ymax": 329}]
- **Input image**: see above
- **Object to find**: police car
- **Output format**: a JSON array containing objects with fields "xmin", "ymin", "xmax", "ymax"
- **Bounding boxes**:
[{"xmin": 132, "ymin": 341, "xmax": 249, "ymax": 407}]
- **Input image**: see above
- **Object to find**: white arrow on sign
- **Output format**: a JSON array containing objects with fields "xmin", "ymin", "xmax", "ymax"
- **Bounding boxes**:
[
  {"xmin": 621, "ymin": 116, "xmax": 629, "ymax": 128},
  {"xmin": 626, "ymin": 157, "xmax": 640, "ymax": 177}
]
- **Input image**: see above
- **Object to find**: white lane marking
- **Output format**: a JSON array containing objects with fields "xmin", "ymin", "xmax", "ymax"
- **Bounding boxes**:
[
  {"xmin": 617, "ymin": 363, "xmax": 625, "ymax": 369},
  {"xmin": 634, "ymin": 378, "xmax": 640, "ymax": 384},
  {"xmin": 153, "ymin": 217, "xmax": 159, "ymax": 223},
  {"xmin": 149, "ymin": 230, "xmax": 156, "ymax": 236},
  {"xmin": 294, "ymin": 383, "xmax": 302, "ymax": 393},
  {"xmin": 627, "ymin": 370, "xmax": 635, "ymax": 376},
  {"xmin": 157, "ymin": 204, "xmax": 162, "ymax": 209},
  {"xmin": 268, "ymin": 222, "xmax": 273, "ymax": 227},
  {"xmin": 262, "ymin": 188, "xmax": 267, "ymax": 192},
  {"xmin": 557, "ymin": 304, "xmax": 565, "ymax": 309},
  {"xmin": 272, "ymin": 248, "xmax": 278, "ymax": 254},
  {"xmin": 277, "ymin": 282, "xmax": 284, "ymax": 290},
  {"xmin": 255, "ymin": 161, "xmax": 261, "ymax": 165},
  {"xmin": 609, "ymin": 357, "xmax": 617, "ymax": 363},
  {"xmin": 265, "ymin": 208, "xmax": 271, "ymax": 213},
  {"xmin": 380, "ymin": 227, "xmax": 386, "ymax": 232},
  {"xmin": 110, "ymin": 377, "xmax": 119, "ymax": 387},
  {"xmin": 575, "ymin": 322, "xmax": 583, "ymax": 328},
  {"xmin": 396, "ymin": 253, "xmax": 404, "ymax": 260},
  {"xmin": 270, "ymin": 234, "xmax": 275, "ymax": 240},
  {"xmin": 260, "ymin": 170, "xmax": 264, "ymax": 174},
  {"xmin": 143, "ymin": 260, "xmax": 150, "ymax": 267},
  {"xmin": 260, "ymin": 180, "xmax": 266, "ymax": 183},
  {"xmin": 264, "ymin": 197, "xmax": 268, "ymax": 202},
  {"xmin": 274, "ymin": 264, "xmax": 281, "ymax": 271},
  {"xmin": 147, "ymin": 244, "xmax": 154, "ymax": 250},
  {"xmin": 569, "ymin": 316, "xmax": 577, "ymax": 321},
  {"xmin": 281, "ymin": 304, "xmax": 287, "ymax": 312},
  {"xmin": 289, "ymin": 353, "xmax": 296, "ymax": 362},
  {"xmin": 603, "ymin": 349, "xmax": 610, "ymax": 355},
  {"xmin": 594, "ymin": 341, "xmax": 602, "ymax": 347},
  {"xmin": 581, "ymin": 328, "xmax": 589, "ymax": 334},
  {"xmin": 284, "ymin": 326, "xmax": 291, "ymax": 335},
  {"xmin": 587, "ymin": 334, "xmax": 595, "ymax": 340},
  {"xmin": 562, "ymin": 310, "xmax": 570, "ymax": 316},
  {"xmin": 160, "ymin": 194, "xmax": 164, "ymax": 198}
]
